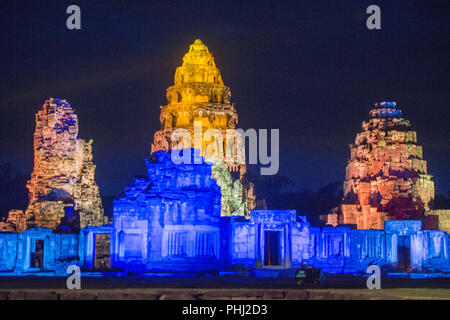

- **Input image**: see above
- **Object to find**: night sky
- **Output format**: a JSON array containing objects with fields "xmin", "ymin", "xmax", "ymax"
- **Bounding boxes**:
[{"xmin": 0, "ymin": 0, "xmax": 449, "ymax": 197}]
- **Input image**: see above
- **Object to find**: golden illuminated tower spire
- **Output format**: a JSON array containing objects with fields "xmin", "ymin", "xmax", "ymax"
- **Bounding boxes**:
[{"xmin": 152, "ymin": 39, "xmax": 236, "ymax": 154}]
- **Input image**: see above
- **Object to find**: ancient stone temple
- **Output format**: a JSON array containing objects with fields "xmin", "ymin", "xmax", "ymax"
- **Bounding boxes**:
[
  {"xmin": 0, "ymin": 44, "xmax": 449, "ymax": 277},
  {"xmin": 326, "ymin": 101, "xmax": 449, "ymax": 231},
  {"xmin": 151, "ymin": 39, "xmax": 256, "ymax": 217},
  {"xmin": 0, "ymin": 98, "xmax": 106, "ymax": 232}
]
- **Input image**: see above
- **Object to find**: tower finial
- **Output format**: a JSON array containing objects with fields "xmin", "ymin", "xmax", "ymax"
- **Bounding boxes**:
[{"xmin": 173, "ymin": 39, "xmax": 223, "ymax": 85}]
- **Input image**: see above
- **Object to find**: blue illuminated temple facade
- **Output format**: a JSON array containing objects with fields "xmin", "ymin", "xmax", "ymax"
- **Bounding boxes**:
[
  {"xmin": 112, "ymin": 150, "xmax": 224, "ymax": 271},
  {"xmin": 0, "ymin": 149, "xmax": 449, "ymax": 276}
]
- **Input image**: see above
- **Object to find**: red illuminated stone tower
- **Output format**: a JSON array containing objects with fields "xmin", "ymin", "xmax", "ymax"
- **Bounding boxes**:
[{"xmin": 327, "ymin": 101, "xmax": 436, "ymax": 229}]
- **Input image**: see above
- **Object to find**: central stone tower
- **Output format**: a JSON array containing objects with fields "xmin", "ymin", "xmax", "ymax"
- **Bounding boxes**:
[
  {"xmin": 151, "ymin": 39, "xmax": 256, "ymax": 216},
  {"xmin": 151, "ymin": 39, "xmax": 236, "ymax": 155}
]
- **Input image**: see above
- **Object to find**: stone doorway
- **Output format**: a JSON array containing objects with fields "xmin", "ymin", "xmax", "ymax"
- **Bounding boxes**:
[
  {"xmin": 94, "ymin": 234, "xmax": 111, "ymax": 269},
  {"xmin": 397, "ymin": 236, "xmax": 411, "ymax": 272},
  {"xmin": 264, "ymin": 231, "xmax": 281, "ymax": 266},
  {"xmin": 31, "ymin": 240, "xmax": 44, "ymax": 269}
]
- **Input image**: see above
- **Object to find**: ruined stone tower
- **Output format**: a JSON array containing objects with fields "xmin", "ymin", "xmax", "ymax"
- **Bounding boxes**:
[
  {"xmin": 327, "ymin": 101, "xmax": 436, "ymax": 229},
  {"xmin": 151, "ymin": 39, "xmax": 256, "ymax": 216},
  {"xmin": 0, "ymin": 98, "xmax": 106, "ymax": 231}
]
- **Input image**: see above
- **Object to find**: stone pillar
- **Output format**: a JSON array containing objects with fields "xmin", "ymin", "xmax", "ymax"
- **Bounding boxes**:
[
  {"xmin": 255, "ymin": 223, "xmax": 262, "ymax": 268},
  {"xmin": 283, "ymin": 224, "xmax": 292, "ymax": 268}
]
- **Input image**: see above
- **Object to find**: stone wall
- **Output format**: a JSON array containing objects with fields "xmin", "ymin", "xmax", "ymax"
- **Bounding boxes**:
[
  {"xmin": 304, "ymin": 221, "xmax": 450, "ymax": 273},
  {"xmin": 230, "ymin": 218, "xmax": 257, "ymax": 266},
  {"xmin": 230, "ymin": 210, "xmax": 310, "ymax": 269},
  {"xmin": 0, "ymin": 229, "xmax": 80, "ymax": 274}
]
